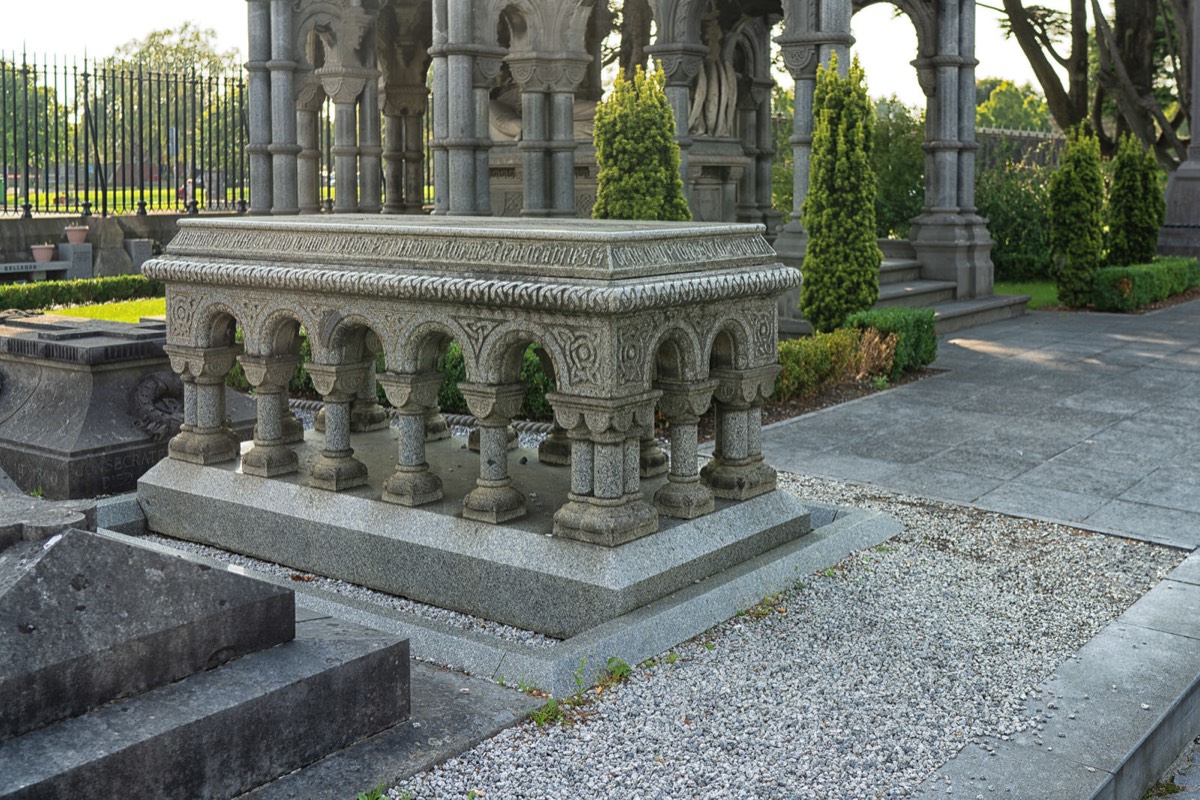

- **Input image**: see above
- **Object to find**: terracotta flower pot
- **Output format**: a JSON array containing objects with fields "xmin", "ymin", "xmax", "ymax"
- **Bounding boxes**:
[
  {"xmin": 65, "ymin": 225, "xmax": 88, "ymax": 245},
  {"xmin": 31, "ymin": 244, "xmax": 55, "ymax": 264}
]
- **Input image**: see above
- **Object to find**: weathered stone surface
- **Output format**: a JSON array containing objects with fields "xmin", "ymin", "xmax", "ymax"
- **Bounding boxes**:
[
  {"xmin": 0, "ymin": 613, "xmax": 409, "ymax": 800},
  {"xmin": 0, "ymin": 313, "xmax": 255, "ymax": 499},
  {"xmin": 0, "ymin": 529, "xmax": 294, "ymax": 741},
  {"xmin": 0, "ymin": 495, "xmax": 95, "ymax": 550}
]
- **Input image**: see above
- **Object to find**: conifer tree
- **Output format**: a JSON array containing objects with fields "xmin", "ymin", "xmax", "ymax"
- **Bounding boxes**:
[
  {"xmin": 1048, "ymin": 127, "xmax": 1104, "ymax": 306},
  {"xmin": 1107, "ymin": 134, "xmax": 1164, "ymax": 266},
  {"xmin": 593, "ymin": 65, "xmax": 690, "ymax": 221},
  {"xmin": 800, "ymin": 53, "xmax": 881, "ymax": 333}
]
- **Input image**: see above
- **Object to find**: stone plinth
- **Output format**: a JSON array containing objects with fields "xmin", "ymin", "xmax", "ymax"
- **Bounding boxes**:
[{"xmin": 0, "ymin": 314, "xmax": 255, "ymax": 499}]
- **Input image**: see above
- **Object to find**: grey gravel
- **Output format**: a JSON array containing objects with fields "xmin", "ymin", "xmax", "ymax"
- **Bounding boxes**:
[{"xmin": 387, "ymin": 472, "xmax": 1181, "ymax": 800}]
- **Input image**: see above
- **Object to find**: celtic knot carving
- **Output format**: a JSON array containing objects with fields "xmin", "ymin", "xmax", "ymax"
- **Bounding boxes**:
[{"xmin": 132, "ymin": 371, "xmax": 184, "ymax": 442}]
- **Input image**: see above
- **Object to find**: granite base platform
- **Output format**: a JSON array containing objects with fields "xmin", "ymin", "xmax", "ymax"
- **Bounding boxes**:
[{"xmin": 138, "ymin": 429, "xmax": 816, "ymax": 638}]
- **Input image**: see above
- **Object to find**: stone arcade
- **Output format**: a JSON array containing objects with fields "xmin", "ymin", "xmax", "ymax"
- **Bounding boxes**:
[
  {"xmin": 137, "ymin": 216, "xmax": 812, "ymax": 638},
  {"xmin": 245, "ymin": 0, "xmax": 995, "ymax": 314}
]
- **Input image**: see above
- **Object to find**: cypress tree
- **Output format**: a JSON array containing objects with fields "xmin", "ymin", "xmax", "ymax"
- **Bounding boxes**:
[
  {"xmin": 1048, "ymin": 127, "xmax": 1104, "ymax": 307},
  {"xmin": 593, "ymin": 65, "xmax": 690, "ymax": 221},
  {"xmin": 800, "ymin": 53, "xmax": 881, "ymax": 333},
  {"xmin": 1108, "ymin": 134, "xmax": 1164, "ymax": 266}
]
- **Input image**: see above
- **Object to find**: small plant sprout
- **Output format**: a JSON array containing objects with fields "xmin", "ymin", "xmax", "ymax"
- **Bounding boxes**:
[
  {"xmin": 665, "ymin": 652, "xmax": 679, "ymax": 665},
  {"xmin": 355, "ymin": 783, "xmax": 387, "ymax": 800},
  {"xmin": 605, "ymin": 656, "xmax": 632, "ymax": 682}
]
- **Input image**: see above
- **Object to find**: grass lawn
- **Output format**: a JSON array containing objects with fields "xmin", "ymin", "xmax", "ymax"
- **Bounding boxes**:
[
  {"xmin": 995, "ymin": 280, "xmax": 1059, "ymax": 310},
  {"xmin": 58, "ymin": 297, "xmax": 167, "ymax": 324}
]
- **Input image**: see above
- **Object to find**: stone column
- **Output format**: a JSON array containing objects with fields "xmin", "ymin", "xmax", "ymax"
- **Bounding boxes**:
[
  {"xmin": 754, "ymin": 81, "xmax": 780, "ymax": 232},
  {"xmin": 647, "ymin": 45, "xmax": 706, "ymax": 202},
  {"xmin": 350, "ymin": 362, "xmax": 389, "ymax": 432},
  {"xmin": 306, "ymin": 362, "xmax": 370, "ymax": 491},
  {"xmin": 701, "ymin": 366, "xmax": 779, "ymax": 500},
  {"xmin": 164, "ymin": 344, "xmax": 241, "ymax": 465},
  {"xmin": 377, "ymin": 372, "xmax": 444, "ymax": 506},
  {"xmin": 359, "ymin": 75, "xmax": 384, "ymax": 214},
  {"xmin": 653, "ymin": 380, "xmax": 717, "ymax": 519},
  {"xmin": 296, "ymin": 82, "xmax": 323, "ymax": 214},
  {"xmin": 957, "ymin": 0, "xmax": 993, "ymax": 295},
  {"xmin": 443, "ymin": 0, "xmax": 478, "ymax": 215},
  {"xmin": 1161, "ymin": 0, "xmax": 1200, "ymax": 253},
  {"xmin": 246, "ymin": 0, "xmax": 274, "ymax": 215},
  {"xmin": 238, "ymin": 354, "xmax": 300, "ymax": 477},
  {"xmin": 319, "ymin": 70, "xmax": 367, "ymax": 214},
  {"xmin": 429, "ymin": 0, "xmax": 449, "ymax": 214},
  {"xmin": 268, "ymin": 0, "xmax": 300, "ymax": 215},
  {"xmin": 473, "ymin": 54, "xmax": 502, "ymax": 216},
  {"xmin": 548, "ymin": 56, "xmax": 590, "ymax": 217},
  {"xmin": 508, "ymin": 57, "xmax": 550, "ymax": 217},
  {"xmin": 460, "ymin": 383, "xmax": 526, "ymax": 523},
  {"xmin": 736, "ymin": 90, "xmax": 760, "ymax": 225},
  {"xmin": 538, "ymin": 423, "xmax": 571, "ymax": 465},
  {"xmin": 548, "ymin": 392, "xmax": 660, "ymax": 547},
  {"xmin": 383, "ymin": 86, "xmax": 429, "ymax": 214}
]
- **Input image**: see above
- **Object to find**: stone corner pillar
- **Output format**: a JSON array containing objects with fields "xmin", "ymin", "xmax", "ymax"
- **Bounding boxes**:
[
  {"xmin": 701, "ymin": 365, "xmax": 779, "ymax": 501},
  {"xmin": 164, "ymin": 344, "xmax": 242, "ymax": 465},
  {"xmin": 1160, "ymin": 0, "xmax": 1200, "ymax": 256}
]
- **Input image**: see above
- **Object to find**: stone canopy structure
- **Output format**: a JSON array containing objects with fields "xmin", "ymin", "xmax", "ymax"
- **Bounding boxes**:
[{"xmin": 246, "ymin": 0, "xmax": 993, "ymax": 302}]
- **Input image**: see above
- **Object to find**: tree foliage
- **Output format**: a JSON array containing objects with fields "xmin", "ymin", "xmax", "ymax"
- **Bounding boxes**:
[
  {"xmin": 976, "ymin": 80, "xmax": 1052, "ymax": 132},
  {"xmin": 593, "ymin": 65, "xmax": 690, "ymax": 222},
  {"xmin": 107, "ymin": 22, "xmax": 241, "ymax": 74},
  {"xmin": 872, "ymin": 96, "xmax": 924, "ymax": 238},
  {"xmin": 800, "ymin": 54, "xmax": 882, "ymax": 333},
  {"xmin": 1048, "ymin": 127, "xmax": 1105, "ymax": 307},
  {"xmin": 976, "ymin": 153, "xmax": 1054, "ymax": 281},
  {"xmin": 1106, "ymin": 134, "xmax": 1166, "ymax": 266}
]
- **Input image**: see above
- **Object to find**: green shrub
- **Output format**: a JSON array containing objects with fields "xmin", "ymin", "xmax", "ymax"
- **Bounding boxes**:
[
  {"xmin": 593, "ymin": 65, "xmax": 690, "ymax": 222},
  {"xmin": 1091, "ymin": 257, "xmax": 1200, "ymax": 312},
  {"xmin": 773, "ymin": 328, "xmax": 863, "ymax": 402},
  {"xmin": 1107, "ymin": 134, "xmax": 1165, "ymax": 267},
  {"xmin": 0, "ymin": 274, "xmax": 163, "ymax": 311},
  {"xmin": 1049, "ymin": 128, "xmax": 1105, "ymax": 307},
  {"xmin": 872, "ymin": 96, "xmax": 925, "ymax": 239},
  {"xmin": 434, "ymin": 342, "xmax": 554, "ymax": 421},
  {"xmin": 976, "ymin": 156, "xmax": 1054, "ymax": 281},
  {"xmin": 800, "ymin": 54, "xmax": 882, "ymax": 332},
  {"xmin": 845, "ymin": 307, "xmax": 937, "ymax": 381}
]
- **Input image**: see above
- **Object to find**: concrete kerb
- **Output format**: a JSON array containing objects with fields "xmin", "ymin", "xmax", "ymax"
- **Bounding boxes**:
[
  {"xmin": 98, "ymin": 494, "xmax": 899, "ymax": 697},
  {"xmin": 914, "ymin": 550, "xmax": 1200, "ymax": 799}
]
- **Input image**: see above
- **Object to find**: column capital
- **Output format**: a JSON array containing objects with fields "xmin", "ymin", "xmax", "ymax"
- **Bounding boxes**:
[
  {"xmin": 657, "ymin": 379, "xmax": 718, "ymax": 423},
  {"xmin": 377, "ymin": 371, "xmax": 443, "ymax": 413},
  {"xmin": 238, "ymin": 353, "xmax": 298, "ymax": 393},
  {"xmin": 505, "ymin": 53, "xmax": 591, "ymax": 92},
  {"xmin": 547, "ymin": 391, "xmax": 661, "ymax": 440},
  {"xmin": 316, "ymin": 67, "xmax": 372, "ymax": 104},
  {"xmin": 709, "ymin": 365, "xmax": 780, "ymax": 408},
  {"xmin": 306, "ymin": 362, "xmax": 370, "ymax": 402},
  {"xmin": 460, "ymin": 382, "xmax": 526, "ymax": 426},
  {"xmin": 645, "ymin": 44, "xmax": 707, "ymax": 86},
  {"xmin": 164, "ymin": 344, "xmax": 242, "ymax": 384},
  {"xmin": 383, "ymin": 86, "xmax": 429, "ymax": 117}
]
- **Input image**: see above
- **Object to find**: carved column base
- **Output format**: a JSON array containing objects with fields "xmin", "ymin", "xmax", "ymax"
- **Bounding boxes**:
[
  {"xmin": 553, "ymin": 495, "xmax": 658, "ymax": 547},
  {"xmin": 168, "ymin": 428, "xmax": 239, "ymax": 465},
  {"xmin": 310, "ymin": 451, "xmax": 369, "ymax": 491},
  {"xmin": 653, "ymin": 477, "xmax": 715, "ymax": 520},
  {"xmin": 241, "ymin": 443, "xmax": 299, "ymax": 478},
  {"xmin": 701, "ymin": 457, "xmax": 776, "ymax": 501},
  {"xmin": 538, "ymin": 425, "xmax": 571, "ymax": 466},
  {"xmin": 462, "ymin": 480, "xmax": 526, "ymax": 524},
  {"xmin": 382, "ymin": 467, "xmax": 443, "ymax": 507},
  {"xmin": 639, "ymin": 436, "xmax": 669, "ymax": 478},
  {"xmin": 425, "ymin": 411, "xmax": 451, "ymax": 442},
  {"xmin": 468, "ymin": 426, "xmax": 518, "ymax": 452}
]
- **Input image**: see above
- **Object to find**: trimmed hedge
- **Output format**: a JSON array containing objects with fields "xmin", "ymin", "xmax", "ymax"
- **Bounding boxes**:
[
  {"xmin": 0, "ymin": 275, "xmax": 164, "ymax": 311},
  {"xmin": 1091, "ymin": 257, "xmax": 1200, "ymax": 312},
  {"xmin": 845, "ymin": 307, "xmax": 937, "ymax": 381},
  {"xmin": 774, "ymin": 328, "xmax": 863, "ymax": 402}
]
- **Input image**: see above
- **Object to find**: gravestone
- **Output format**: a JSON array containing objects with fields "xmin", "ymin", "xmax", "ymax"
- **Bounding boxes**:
[
  {"xmin": 0, "ymin": 312, "xmax": 255, "ymax": 499},
  {"xmin": 0, "ymin": 492, "xmax": 412, "ymax": 799}
]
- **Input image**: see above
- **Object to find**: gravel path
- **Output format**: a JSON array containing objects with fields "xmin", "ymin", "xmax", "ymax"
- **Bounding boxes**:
[{"xmin": 386, "ymin": 472, "xmax": 1181, "ymax": 800}]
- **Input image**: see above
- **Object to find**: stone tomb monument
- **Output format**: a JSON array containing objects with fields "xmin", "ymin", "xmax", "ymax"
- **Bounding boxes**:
[
  {"xmin": 0, "ymin": 313, "xmax": 256, "ymax": 499},
  {"xmin": 0, "ymin": 493, "xmax": 411, "ymax": 799},
  {"xmin": 138, "ymin": 215, "xmax": 809, "ymax": 639}
]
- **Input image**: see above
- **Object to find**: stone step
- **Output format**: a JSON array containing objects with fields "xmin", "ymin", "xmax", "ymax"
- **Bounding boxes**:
[
  {"xmin": 0, "ymin": 605, "xmax": 410, "ymax": 800},
  {"xmin": 879, "ymin": 258, "xmax": 923, "ymax": 285},
  {"xmin": 878, "ymin": 238, "xmax": 917, "ymax": 259},
  {"xmin": 932, "ymin": 293, "xmax": 1030, "ymax": 334},
  {"xmin": 876, "ymin": 279, "xmax": 958, "ymax": 308}
]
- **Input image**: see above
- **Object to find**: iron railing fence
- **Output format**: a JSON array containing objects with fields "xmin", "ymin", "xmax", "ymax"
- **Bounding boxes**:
[{"xmin": 1, "ymin": 51, "xmax": 249, "ymax": 217}]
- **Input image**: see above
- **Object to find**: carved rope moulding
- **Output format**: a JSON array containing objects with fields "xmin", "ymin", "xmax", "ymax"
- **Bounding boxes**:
[{"xmin": 144, "ymin": 259, "xmax": 800, "ymax": 314}]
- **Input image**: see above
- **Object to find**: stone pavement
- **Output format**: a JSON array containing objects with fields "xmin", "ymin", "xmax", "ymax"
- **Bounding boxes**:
[
  {"xmin": 763, "ymin": 301, "xmax": 1200, "ymax": 798},
  {"xmin": 762, "ymin": 302, "xmax": 1200, "ymax": 550}
]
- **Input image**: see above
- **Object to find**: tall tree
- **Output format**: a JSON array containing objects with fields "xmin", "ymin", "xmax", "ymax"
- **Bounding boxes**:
[
  {"xmin": 107, "ymin": 22, "xmax": 241, "ymax": 74},
  {"xmin": 1001, "ymin": 0, "xmax": 1091, "ymax": 132}
]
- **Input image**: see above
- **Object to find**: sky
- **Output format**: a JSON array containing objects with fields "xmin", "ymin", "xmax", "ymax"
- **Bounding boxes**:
[{"xmin": 4, "ymin": 0, "xmax": 1058, "ymax": 107}]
